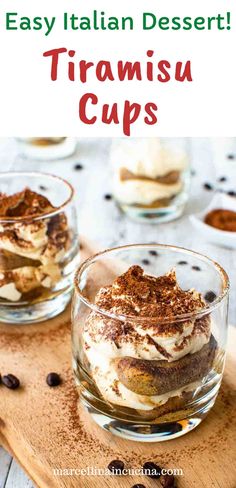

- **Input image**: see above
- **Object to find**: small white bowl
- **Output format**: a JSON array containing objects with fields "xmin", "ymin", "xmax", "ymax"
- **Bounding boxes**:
[{"xmin": 189, "ymin": 193, "xmax": 236, "ymax": 249}]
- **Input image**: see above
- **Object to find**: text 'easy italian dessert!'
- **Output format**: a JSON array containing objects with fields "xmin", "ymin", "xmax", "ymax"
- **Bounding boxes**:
[
  {"xmin": 0, "ymin": 188, "xmax": 70, "ymax": 302},
  {"xmin": 83, "ymin": 265, "xmax": 217, "ymax": 416}
]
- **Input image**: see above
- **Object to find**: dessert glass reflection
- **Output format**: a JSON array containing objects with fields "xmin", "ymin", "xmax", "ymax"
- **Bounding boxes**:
[
  {"xmin": 111, "ymin": 138, "xmax": 190, "ymax": 223},
  {"xmin": 0, "ymin": 172, "xmax": 79, "ymax": 323},
  {"xmin": 16, "ymin": 138, "xmax": 77, "ymax": 160},
  {"xmin": 72, "ymin": 244, "xmax": 229, "ymax": 442}
]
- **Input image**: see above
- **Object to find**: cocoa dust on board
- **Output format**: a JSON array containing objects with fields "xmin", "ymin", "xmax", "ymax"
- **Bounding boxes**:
[{"xmin": 1, "ymin": 312, "xmax": 235, "ymax": 469}]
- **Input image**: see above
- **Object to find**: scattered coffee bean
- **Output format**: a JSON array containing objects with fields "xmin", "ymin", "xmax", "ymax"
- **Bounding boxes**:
[
  {"xmin": 107, "ymin": 460, "xmax": 125, "ymax": 474},
  {"xmin": 178, "ymin": 260, "xmax": 188, "ymax": 265},
  {"xmin": 160, "ymin": 474, "xmax": 176, "ymax": 487},
  {"xmin": 74, "ymin": 163, "xmax": 83, "ymax": 170},
  {"xmin": 227, "ymin": 154, "xmax": 235, "ymax": 160},
  {"xmin": 204, "ymin": 291, "xmax": 217, "ymax": 303},
  {"xmin": 192, "ymin": 265, "xmax": 201, "ymax": 271},
  {"xmin": 2, "ymin": 374, "xmax": 20, "ymax": 390},
  {"xmin": 149, "ymin": 250, "xmax": 159, "ymax": 257},
  {"xmin": 218, "ymin": 176, "xmax": 227, "ymax": 183},
  {"xmin": 143, "ymin": 462, "xmax": 162, "ymax": 479},
  {"xmin": 227, "ymin": 191, "xmax": 236, "ymax": 197},
  {"xmin": 46, "ymin": 372, "xmax": 61, "ymax": 387},
  {"xmin": 104, "ymin": 193, "xmax": 113, "ymax": 201},
  {"xmin": 142, "ymin": 259, "xmax": 150, "ymax": 266},
  {"xmin": 204, "ymin": 183, "xmax": 213, "ymax": 191},
  {"xmin": 132, "ymin": 485, "xmax": 146, "ymax": 488}
]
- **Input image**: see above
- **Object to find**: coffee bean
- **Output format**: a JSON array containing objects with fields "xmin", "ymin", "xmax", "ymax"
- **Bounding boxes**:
[
  {"xmin": 74, "ymin": 163, "xmax": 83, "ymax": 170},
  {"xmin": 132, "ymin": 485, "xmax": 146, "ymax": 488},
  {"xmin": 178, "ymin": 260, "xmax": 188, "ymax": 265},
  {"xmin": 104, "ymin": 193, "xmax": 113, "ymax": 201},
  {"xmin": 142, "ymin": 259, "xmax": 150, "ymax": 265},
  {"xmin": 2, "ymin": 374, "xmax": 20, "ymax": 390},
  {"xmin": 218, "ymin": 176, "xmax": 227, "ymax": 183},
  {"xmin": 204, "ymin": 291, "xmax": 217, "ymax": 303},
  {"xmin": 143, "ymin": 462, "xmax": 162, "ymax": 479},
  {"xmin": 46, "ymin": 373, "xmax": 61, "ymax": 387},
  {"xmin": 227, "ymin": 154, "xmax": 235, "ymax": 160},
  {"xmin": 107, "ymin": 459, "xmax": 124, "ymax": 474},
  {"xmin": 149, "ymin": 250, "xmax": 159, "ymax": 257},
  {"xmin": 204, "ymin": 183, "xmax": 213, "ymax": 191},
  {"xmin": 160, "ymin": 474, "xmax": 176, "ymax": 487},
  {"xmin": 227, "ymin": 191, "xmax": 236, "ymax": 197},
  {"xmin": 192, "ymin": 265, "xmax": 201, "ymax": 271}
]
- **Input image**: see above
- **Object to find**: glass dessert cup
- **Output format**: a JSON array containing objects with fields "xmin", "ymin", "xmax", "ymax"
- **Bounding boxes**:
[
  {"xmin": 72, "ymin": 244, "xmax": 229, "ymax": 442},
  {"xmin": 16, "ymin": 138, "xmax": 77, "ymax": 160},
  {"xmin": 110, "ymin": 138, "xmax": 190, "ymax": 223},
  {"xmin": 0, "ymin": 172, "xmax": 79, "ymax": 324}
]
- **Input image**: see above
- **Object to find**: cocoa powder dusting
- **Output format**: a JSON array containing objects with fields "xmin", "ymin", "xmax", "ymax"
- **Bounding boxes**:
[{"xmin": 205, "ymin": 208, "xmax": 236, "ymax": 232}]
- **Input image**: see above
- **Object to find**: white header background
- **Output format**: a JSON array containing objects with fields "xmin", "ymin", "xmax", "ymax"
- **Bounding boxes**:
[{"xmin": 0, "ymin": 0, "xmax": 235, "ymax": 137}]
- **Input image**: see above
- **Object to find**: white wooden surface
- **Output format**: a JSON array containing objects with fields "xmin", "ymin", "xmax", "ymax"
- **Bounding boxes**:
[{"xmin": 0, "ymin": 137, "xmax": 235, "ymax": 487}]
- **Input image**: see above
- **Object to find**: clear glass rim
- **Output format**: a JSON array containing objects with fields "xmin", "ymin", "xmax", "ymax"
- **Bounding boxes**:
[
  {"xmin": 74, "ymin": 243, "xmax": 230, "ymax": 324},
  {"xmin": 0, "ymin": 171, "xmax": 74, "ymax": 222}
]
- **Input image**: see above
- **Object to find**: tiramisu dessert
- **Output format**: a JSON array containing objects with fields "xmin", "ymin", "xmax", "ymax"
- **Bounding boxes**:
[
  {"xmin": 112, "ymin": 139, "xmax": 188, "ymax": 212},
  {"xmin": 0, "ymin": 188, "xmax": 70, "ymax": 303},
  {"xmin": 82, "ymin": 265, "xmax": 217, "ymax": 418}
]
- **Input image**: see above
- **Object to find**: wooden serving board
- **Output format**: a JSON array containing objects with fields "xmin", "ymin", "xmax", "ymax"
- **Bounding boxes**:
[{"xmin": 0, "ymin": 239, "xmax": 236, "ymax": 488}]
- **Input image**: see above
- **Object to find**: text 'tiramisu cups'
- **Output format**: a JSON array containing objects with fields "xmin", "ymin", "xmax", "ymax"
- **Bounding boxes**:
[
  {"xmin": 0, "ymin": 172, "xmax": 79, "ymax": 323},
  {"xmin": 72, "ymin": 244, "xmax": 229, "ymax": 442}
]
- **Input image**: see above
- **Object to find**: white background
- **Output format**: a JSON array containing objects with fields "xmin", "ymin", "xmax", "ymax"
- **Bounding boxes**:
[{"xmin": 0, "ymin": 0, "xmax": 235, "ymax": 136}]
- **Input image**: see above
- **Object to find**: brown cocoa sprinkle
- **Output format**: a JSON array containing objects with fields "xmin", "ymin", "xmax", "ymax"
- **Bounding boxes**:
[
  {"xmin": 192, "ymin": 265, "xmax": 201, "ymax": 271},
  {"xmin": 94, "ymin": 265, "xmax": 206, "ymax": 325},
  {"xmin": 205, "ymin": 208, "xmax": 236, "ymax": 231}
]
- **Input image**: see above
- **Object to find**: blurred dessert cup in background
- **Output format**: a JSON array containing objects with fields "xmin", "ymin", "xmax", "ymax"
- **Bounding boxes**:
[
  {"xmin": 0, "ymin": 172, "xmax": 79, "ymax": 323},
  {"xmin": 16, "ymin": 138, "xmax": 77, "ymax": 160},
  {"xmin": 111, "ymin": 138, "xmax": 190, "ymax": 223}
]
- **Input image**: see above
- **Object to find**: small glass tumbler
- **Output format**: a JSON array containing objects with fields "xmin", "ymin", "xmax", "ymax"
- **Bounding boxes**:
[
  {"xmin": 0, "ymin": 172, "xmax": 79, "ymax": 323},
  {"xmin": 72, "ymin": 244, "xmax": 229, "ymax": 442},
  {"xmin": 16, "ymin": 138, "xmax": 77, "ymax": 160},
  {"xmin": 110, "ymin": 138, "xmax": 190, "ymax": 223}
]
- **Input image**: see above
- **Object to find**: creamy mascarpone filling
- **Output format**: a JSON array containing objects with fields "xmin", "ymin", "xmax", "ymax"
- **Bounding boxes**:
[
  {"xmin": 111, "ymin": 139, "xmax": 188, "ymax": 179},
  {"xmin": 85, "ymin": 346, "xmax": 201, "ymax": 410},
  {"xmin": 0, "ymin": 190, "xmax": 68, "ymax": 301},
  {"xmin": 113, "ymin": 176, "xmax": 183, "ymax": 205},
  {"xmin": 82, "ymin": 266, "xmax": 211, "ymax": 411}
]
